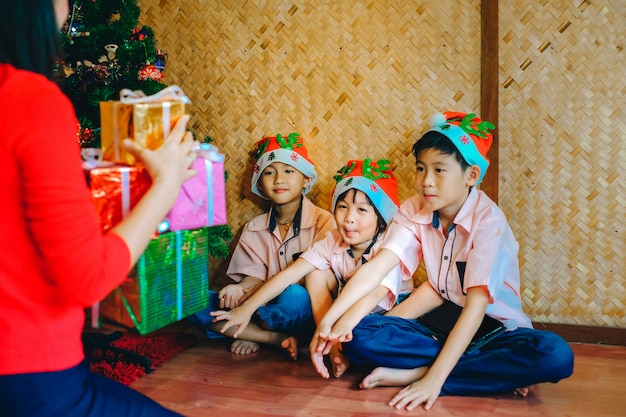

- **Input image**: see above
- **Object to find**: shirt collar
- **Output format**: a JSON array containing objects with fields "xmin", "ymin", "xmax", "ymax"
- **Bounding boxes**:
[
  {"xmin": 429, "ymin": 187, "xmax": 479, "ymax": 233},
  {"xmin": 346, "ymin": 233, "xmax": 378, "ymax": 263},
  {"xmin": 269, "ymin": 197, "xmax": 304, "ymax": 235},
  {"xmin": 450, "ymin": 187, "xmax": 479, "ymax": 233}
]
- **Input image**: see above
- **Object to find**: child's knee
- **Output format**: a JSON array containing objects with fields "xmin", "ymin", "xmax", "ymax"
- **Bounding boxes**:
[{"xmin": 537, "ymin": 332, "xmax": 574, "ymax": 381}]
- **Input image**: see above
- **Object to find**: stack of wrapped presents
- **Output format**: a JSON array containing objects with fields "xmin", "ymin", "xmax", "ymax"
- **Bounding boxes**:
[{"xmin": 87, "ymin": 86, "xmax": 226, "ymax": 334}]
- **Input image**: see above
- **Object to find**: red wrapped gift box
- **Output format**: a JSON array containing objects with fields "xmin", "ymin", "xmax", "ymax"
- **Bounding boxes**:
[{"xmin": 89, "ymin": 165, "xmax": 152, "ymax": 233}]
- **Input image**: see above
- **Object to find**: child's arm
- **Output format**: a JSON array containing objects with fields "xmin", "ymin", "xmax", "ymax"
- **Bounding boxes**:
[
  {"xmin": 389, "ymin": 287, "xmax": 489, "ymax": 411},
  {"xmin": 305, "ymin": 268, "xmax": 336, "ymax": 325},
  {"xmin": 330, "ymin": 285, "xmax": 390, "ymax": 342},
  {"xmin": 385, "ymin": 281, "xmax": 443, "ymax": 319},
  {"xmin": 218, "ymin": 276, "xmax": 263, "ymax": 309},
  {"xmin": 311, "ymin": 248, "xmax": 401, "ymax": 354},
  {"xmin": 211, "ymin": 257, "xmax": 316, "ymax": 338},
  {"xmin": 311, "ymin": 285, "xmax": 389, "ymax": 378}
]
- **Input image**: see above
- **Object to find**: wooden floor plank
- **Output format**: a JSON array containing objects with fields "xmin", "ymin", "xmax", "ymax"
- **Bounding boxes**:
[{"xmin": 131, "ymin": 328, "xmax": 626, "ymax": 417}]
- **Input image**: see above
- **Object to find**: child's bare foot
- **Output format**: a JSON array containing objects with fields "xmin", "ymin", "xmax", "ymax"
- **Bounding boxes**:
[
  {"xmin": 279, "ymin": 335, "xmax": 298, "ymax": 360},
  {"xmin": 230, "ymin": 339, "xmax": 259, "ymax": 355},
  {"xmin": 514, "ymin": 385, "xmax": 535, "ymax": 397},
  {"xmin": 360, "ymin": 366, "xmax": 428, "ymax": 389},
  {"xmin": 330, "ymin": 346, "xmax": 350, "ymax": 378}
]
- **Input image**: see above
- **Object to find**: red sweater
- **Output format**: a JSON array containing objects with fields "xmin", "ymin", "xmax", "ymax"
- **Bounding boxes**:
[{"xmin": 0, "ymin": 64, "xmax": 131, "ymax": 375}]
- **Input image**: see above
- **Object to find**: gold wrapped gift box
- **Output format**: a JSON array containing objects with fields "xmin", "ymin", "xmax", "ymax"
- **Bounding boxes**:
[{"xmin": 100, "ymin": 86, "xmax": 188, "ymax": 165}]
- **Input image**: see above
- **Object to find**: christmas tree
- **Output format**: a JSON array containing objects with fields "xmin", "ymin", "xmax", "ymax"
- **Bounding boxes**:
[
  {"xmin": 58, "ymin": 0, "xmax": 233, "ymax": 259},
  {"xmin": 58, "ymin": 0, "xmax": 167, "ymax": 148}
]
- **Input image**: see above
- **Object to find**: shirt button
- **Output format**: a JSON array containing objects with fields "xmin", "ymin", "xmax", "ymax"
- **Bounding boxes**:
[
  {"xmin": 443, "ymin": 256, "xmax": 448, "ymax": 260},
  {"xmin": 440, "ymin": 289, "xmax": 446, "ymax": 294},
  {"xmin": 279, "ymin": 251, "xmax": 284, "ymax": 256}
]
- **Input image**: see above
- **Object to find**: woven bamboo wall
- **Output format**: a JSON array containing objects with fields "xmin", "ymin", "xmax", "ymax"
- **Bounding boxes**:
[
  {"xmin": 499, "ymin": 0, "xmax": 625, "ymax": 327},
  {"xmin": 139, "ymin": 0, "xmax": 481, "ymax": 281},
  {"xmin": 139, "ymin": 0, "xmax": 625, "ymax": 327}
]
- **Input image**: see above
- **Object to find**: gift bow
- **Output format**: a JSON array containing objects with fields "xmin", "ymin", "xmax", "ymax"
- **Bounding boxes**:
[
  {"xmin": 198, "ymin": 143, "xmax": 225, "ymax": 163},
  {"xmin": 119, "ymin": 85, "xmax": 191, "ymax": 104},
  {"xmin": 81, "ymin": 148, "xmax": 115, "ymax": 170}
]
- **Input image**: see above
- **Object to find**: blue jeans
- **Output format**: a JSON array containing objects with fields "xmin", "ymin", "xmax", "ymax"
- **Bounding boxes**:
[
  {"xmin": 189, "ymin": 284, "xmax": 315, "ymax": 342},
  {"xmin": 342, "ymin": 315, "xmax": 574, "ymax": 396},
  {"xmin": 0, "ymin": 361, "xmax": 182, "ymax": 417}
]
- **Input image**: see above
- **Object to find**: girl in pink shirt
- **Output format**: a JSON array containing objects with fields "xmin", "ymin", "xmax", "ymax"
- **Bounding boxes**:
[
  {"xmin": 211, "ymin": 159, "xmax": 413, "ymax": 375},
  {"xmin": 189, "ymin": 134, "xmax": 335, "ymax": 357}
]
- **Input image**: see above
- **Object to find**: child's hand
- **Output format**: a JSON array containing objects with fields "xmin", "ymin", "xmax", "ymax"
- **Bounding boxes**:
[
  {"xmin": 310, "ymin": 347, "xmax": 330, "ymax": 379},
  {"xmin": 309, "ymin": 325, "xmax": 334, "ymax": 379},
  {"xmin": 389, "ymin": 375, "xmax": 443, "ymax": 411},
  {"xmin": 326, "ymin": 321, "xmax": 355, "ymax": 344},
  {"xmin": 309, "ymin": 325, "xmax": 331, "ymax": 356},
  {"xmin": 210, "ymin": 307, "xmax": 252, "ymax": 339},
  {"xmin": 218, "ymin": 284, "xmax": 246, "ymax": 309}
]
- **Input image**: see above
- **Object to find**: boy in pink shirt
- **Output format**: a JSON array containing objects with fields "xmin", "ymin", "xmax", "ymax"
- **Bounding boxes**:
[
  {"xmin": 311, "ymin": 112, "xmax": 573, "ymax": 410},
  {"xmin": 211, "ymin": 159, "xmax": 413, "ymax": 370},
  {"xmin": 190, "ymin": 133, "xmax": 334, "ymax": 357}
]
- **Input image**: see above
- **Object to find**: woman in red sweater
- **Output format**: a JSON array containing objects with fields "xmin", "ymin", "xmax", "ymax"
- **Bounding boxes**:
[{"xmin": 0, "ymin": 1, "xmax": 197, "ymax": 416}]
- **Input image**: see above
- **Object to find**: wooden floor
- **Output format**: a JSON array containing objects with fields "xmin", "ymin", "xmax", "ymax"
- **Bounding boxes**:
[{"xmin": 131, "ymin": 325, "xmax": 626, "ymax": 417}]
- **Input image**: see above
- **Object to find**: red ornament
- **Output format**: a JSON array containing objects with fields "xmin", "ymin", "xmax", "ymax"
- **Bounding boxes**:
[{"xmin": 137, "ymin": 64, "xmax": 164, "ymax": 81}]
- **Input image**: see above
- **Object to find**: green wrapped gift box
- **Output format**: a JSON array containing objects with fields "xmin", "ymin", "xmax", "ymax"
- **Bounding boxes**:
[{"xmin": 100, "ymin": 228, "xmax": 209, "ymax": 334}]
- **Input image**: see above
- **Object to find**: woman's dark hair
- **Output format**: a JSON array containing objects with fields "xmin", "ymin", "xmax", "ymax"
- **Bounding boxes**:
[
  {"xmin": 0, "ymin": 0, "xmax": 62, "ymax": 79},
  {"xmin": 335, "ymin": 188, "xmax": 388, "ymax": 235},
  {"xmin": 411, "ymin": 131, "xmax": 470, "ymax": 171}
]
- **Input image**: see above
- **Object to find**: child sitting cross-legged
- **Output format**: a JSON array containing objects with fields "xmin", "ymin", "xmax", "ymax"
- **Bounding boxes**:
[
  {"xmin": 211, "ymin": 159, "xmax": 414, "ymax": 374},
  {"xmin": 311, "ymin": 112, "xmax": 574, "ymax": 411},
  {"xmin": 189, "ymin": 133, "xmax": 335, "ymax": 359}
]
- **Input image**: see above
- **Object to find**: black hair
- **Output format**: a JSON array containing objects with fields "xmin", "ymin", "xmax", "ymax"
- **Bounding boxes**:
[
  {"xmin": 0, "ymin": 0, "xmax": 62, "ymax": 79},
  {"xmin": 411, "ymin": 130, "xmax": 470, "ymax": 171},
  {"xmin": 335, "ymin": 188, "xmax": 388, "ymax": 235}
]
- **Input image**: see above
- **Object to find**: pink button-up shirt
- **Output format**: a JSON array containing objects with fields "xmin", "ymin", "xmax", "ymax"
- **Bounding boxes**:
[
  {"xmin": 383, "ymin": 188, "xmax": 532, "ymax": 329},
  {"xmin": 302, "ymin": 229, "xmax": 414, "ymax": 312},
  {"xmin": 227, "ymin": 197, "xmax": 335, "ymax": 282}
]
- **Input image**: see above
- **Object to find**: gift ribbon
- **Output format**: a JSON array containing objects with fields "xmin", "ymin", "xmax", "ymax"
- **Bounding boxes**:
[
  {"xmin": 121, "ymin": 168, "xmax": 131, "ymax": 218},
  {"xmin": 204, "ymin": 155, "xmax": 214, "ymax": 224},
  {"xmin": 119, "ymin": 85, "xmax": 191, "ymax": 104},
  {"xmin": 175, "ymin": 230, "xmax": 183, "ymax": 320},
  {"xmin": 81, "ymin": 148, "xmax": 114, "ymax": 170},
  {"xmin": 198, "ymin": 143, "xmax": 225, "ymax": 225}
]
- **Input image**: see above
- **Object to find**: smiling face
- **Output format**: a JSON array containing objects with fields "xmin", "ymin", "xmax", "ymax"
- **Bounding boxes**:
[
  {"xmin": 257, "ymin": 161, "xmax": 311, "ymax": 205},
  {"xmin": 414, "ymin": 148, "xmax": 479, "ymax": 223},
  {"xmin": 334, "ymin": 189, "xmax": 380, "ymax": 249}
]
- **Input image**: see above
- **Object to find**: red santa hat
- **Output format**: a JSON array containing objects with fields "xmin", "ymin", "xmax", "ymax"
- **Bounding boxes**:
[
  {"xmin": 251, "ymin": 133, "xmax": 317, "ymax": 198},
  {"xmin": 331, "ymin": 158, "xmax": 400, "ymax": 225}
]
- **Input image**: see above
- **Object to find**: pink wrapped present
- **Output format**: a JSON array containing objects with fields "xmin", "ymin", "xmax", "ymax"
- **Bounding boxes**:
[{"xmin": 162, "ymin": 144, "xmax": 227, "ymax": 232}]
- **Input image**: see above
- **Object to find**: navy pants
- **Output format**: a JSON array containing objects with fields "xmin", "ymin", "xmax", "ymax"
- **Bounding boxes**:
[
  {"xmin": 0, "ymin": 360, "xmax": 182, "ymax": 417},
  {"xmin": 189, "ymin": 283, "xmax": 315, "ymax": 342},
  {"xmin": 342, "ymin": 315, "xmax": 574, "ymax": 396}
]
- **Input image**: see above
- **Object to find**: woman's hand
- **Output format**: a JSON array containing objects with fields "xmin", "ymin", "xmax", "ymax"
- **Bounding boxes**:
[
  {"xmin": 124, "ymin": 115, "xmax": 198, "ymax": 202},
  {"xmin": 110, "ymin": 115, "xmax": 200, "ymax": 265}
]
